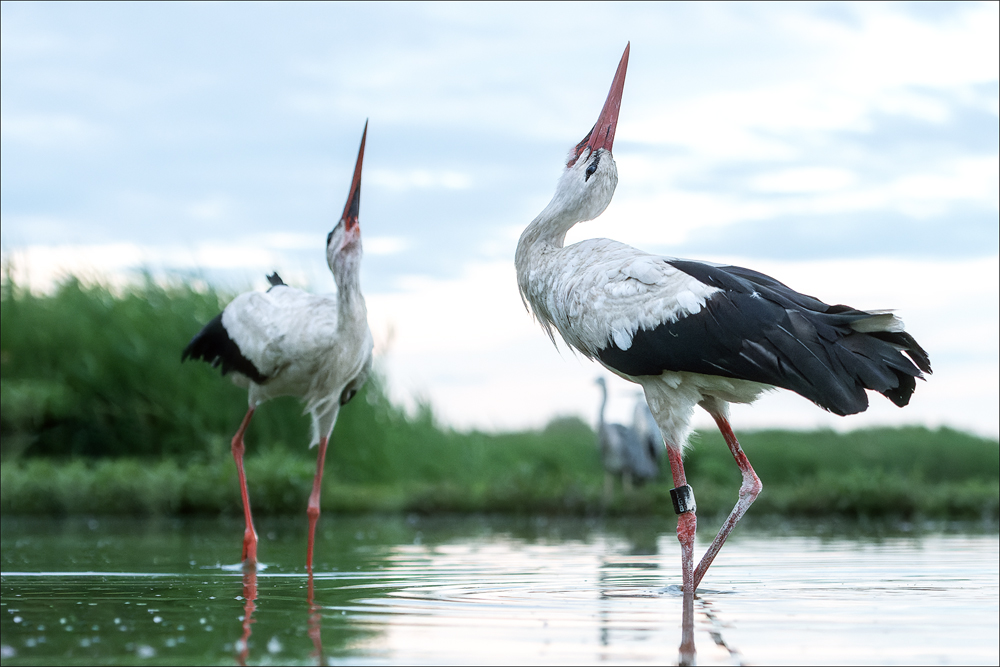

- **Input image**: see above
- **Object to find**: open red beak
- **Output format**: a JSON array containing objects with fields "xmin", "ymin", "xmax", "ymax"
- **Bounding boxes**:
[
  {"xmin": 341, "ymin": 120, "xmax": 367, "ymax": 232},
  {"xmin": 567, "ymin": 43, "xmax": 629, "ymax": 168}
]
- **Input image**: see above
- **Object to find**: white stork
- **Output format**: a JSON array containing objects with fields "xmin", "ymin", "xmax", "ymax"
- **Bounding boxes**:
[
  {"xmin": 515, "ymin": 44, "xmax": 931, "ymax": 656},
  {"xmin": 182, "ymin": 123, "xmax": 374, "ymax": 570}
]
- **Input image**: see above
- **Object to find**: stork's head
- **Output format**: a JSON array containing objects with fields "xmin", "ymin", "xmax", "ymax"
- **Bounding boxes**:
[
  {"xmin": 548, "ymin": 44, "xmax": 629, "ymax": 228},
  {"xmin": 327, "ymin": 121, "xmax": 367, "ymax": 280}
]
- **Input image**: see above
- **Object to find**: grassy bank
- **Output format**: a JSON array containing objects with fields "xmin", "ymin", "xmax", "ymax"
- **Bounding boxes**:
[
  {"xmin": 2, "ymin": 277, "xmax": 998, "ymax": 519},
  {"xmin": 3, "ymin": 426, "xmax": 996, "ymax": 520}
]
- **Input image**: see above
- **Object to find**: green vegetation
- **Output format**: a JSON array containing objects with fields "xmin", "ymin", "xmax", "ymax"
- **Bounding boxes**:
[{"xmin": 2, "ymin": 277, "xmax": 998, "ymax": 519}]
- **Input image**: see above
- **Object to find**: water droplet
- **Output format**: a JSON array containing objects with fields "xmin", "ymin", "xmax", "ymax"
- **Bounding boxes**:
[
  {"xmin": 136, "ymin": 644, "xmax": 156, "ymax": 659},
  {"xmin": 153, "ymin": 616, "xmax": 162, "ymax": 624},
  {"xmin": 267, "ymin": 636, "xmax": 282, "ymax": 653},
  {"xmin": 12, "ymin": 616, "xmax": 22, "ymax": 624}
]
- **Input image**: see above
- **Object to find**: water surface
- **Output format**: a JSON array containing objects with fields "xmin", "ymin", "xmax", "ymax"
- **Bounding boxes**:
[{"xmin": 2, "ymin": 516, "xmax": 997, "ymax": 665}]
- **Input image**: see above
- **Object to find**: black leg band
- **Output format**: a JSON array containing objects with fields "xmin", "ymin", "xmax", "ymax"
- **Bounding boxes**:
[{"xmin": 670, "ymin": 484, "xmax": 697, "ymax": 514}]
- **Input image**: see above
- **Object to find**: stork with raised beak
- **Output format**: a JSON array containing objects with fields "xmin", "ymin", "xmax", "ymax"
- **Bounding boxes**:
[
  {"xmin": 183, "ymin": 123, "xmax": 374, "ymax": 571},
  {"xmin": 514, "ymin": 45, "xmax": 930, "ymax": 659}
]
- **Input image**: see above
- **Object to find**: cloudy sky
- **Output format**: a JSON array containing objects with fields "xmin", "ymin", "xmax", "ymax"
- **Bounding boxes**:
[{"xmin": 2, "ymin": 2, "xmax": 997, "ymax": 437}]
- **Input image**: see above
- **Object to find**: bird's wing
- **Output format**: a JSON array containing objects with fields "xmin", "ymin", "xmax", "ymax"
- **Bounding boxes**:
[
  {"xmin": 533, "ymin": 239, "xmax": 721, "ymax": 355},
  {"xmin": 596, "ymin": 258, "xmax": 931, "ymax": 416},
  {"xmin": 181, "ymin": 309, "xmax": 270, "ymax": 383},
  {"xmin": 221, "ymin": 287, "xmax": 339, "ymax": 381}
]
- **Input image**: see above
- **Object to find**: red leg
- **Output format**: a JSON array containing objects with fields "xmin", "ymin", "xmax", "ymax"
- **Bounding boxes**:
[
  {"xmin": 666, "ymin": 444, "xmax": 697, "ymax": 665},
  {"xmin": 693, "ymin": 406, "xmax": 762, "ymax": 589},
  {"xmin": 306, "ymin": 436, "xmax": 329, "ymax": 571},
  {"xmin": 232, "ymin": 407, "xmax": 258, "ymax": 565}
]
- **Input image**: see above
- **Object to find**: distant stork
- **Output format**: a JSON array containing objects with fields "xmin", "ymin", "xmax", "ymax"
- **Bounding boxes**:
[
  {"xmin": 594, "ymin": 376, "xmax": 629, "ymax": 496},
  {"xmin": 183, "ymin": 123, "xmax": 374, "ymax": 570},
  {"xmin": 631, "ymin": 393, "xmax": 664, "ymax": 483},
  {"xmin": 595, "ymin": 377, "xmax": 660, "ymax": 496},
  {"xmin": 514, "ymin": 44, "xmax": 930, "ymax": 657}
]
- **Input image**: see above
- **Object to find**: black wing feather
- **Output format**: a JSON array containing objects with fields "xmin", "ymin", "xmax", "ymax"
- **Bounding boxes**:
[
  {"xmin": 597, "ymin": 260, "xmax": 931, "ymax": 416},
  {"xmin": 181, "ymin": 312, "xmax": 269, "ymax": 384}
]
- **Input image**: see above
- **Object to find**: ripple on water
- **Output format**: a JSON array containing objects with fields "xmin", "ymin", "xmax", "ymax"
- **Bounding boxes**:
[{"xmin": 1, "ymin": 516, "xmax": 997, "ymax": 665}]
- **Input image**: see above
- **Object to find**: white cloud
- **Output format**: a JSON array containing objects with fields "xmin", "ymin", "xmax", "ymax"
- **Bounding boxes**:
[{"xmin": 3, "ymin": 243, "xmax": 146, "ymax": 292}]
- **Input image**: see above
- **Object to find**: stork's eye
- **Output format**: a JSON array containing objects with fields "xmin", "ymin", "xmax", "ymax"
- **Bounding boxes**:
[
  {"xmin": 585, "ymin": 154, "xmax": 600, "ymax": 181},
  {"xmin": 327, "ymin": 230, "xmax": 335, "ymax": 246}
]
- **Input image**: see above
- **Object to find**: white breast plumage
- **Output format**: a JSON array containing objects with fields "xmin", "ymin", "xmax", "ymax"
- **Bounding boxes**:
[{"xmin": 524, "ymin": 238, "xmax": 719, "ymax": 356}]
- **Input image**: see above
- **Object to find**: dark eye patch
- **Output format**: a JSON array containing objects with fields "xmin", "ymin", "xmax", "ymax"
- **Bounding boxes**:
[{"xmin": 585, "ymin": 153, "xmax": 601, "ymax": 181}]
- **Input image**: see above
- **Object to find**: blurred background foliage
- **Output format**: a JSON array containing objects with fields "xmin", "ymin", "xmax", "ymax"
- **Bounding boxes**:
[{"xmin": 2, "ymin": 276, "xmax": 997, "ymax": 520}]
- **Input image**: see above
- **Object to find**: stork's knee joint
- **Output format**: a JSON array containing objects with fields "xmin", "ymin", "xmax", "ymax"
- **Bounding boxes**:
[
  {"xmin": 671, "ymin": 484, "xmax": 697, "ymax": 514},
  {"xmin": 741, "ymin": 476, "xmax": 762, "ymax": 501}
]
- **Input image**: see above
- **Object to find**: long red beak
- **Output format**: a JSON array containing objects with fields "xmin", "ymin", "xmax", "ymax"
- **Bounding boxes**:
[
  {"xmin": 567, "ymin": 43, "xmax": 629, "ymax": 168},
  {"xmin": 341, "ymin": 120, "xmax": 367, "ymax": 231}
]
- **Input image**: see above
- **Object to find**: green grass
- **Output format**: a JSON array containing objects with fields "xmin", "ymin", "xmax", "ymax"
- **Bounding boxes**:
[
  {"xmin": 2, "ymin": 276, "xmax": 998, "ymax": 519},
  {"xmin": 2, "ymin": 427, "xmax": 996, "ymax": 519}
]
